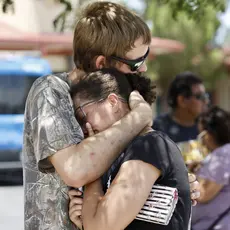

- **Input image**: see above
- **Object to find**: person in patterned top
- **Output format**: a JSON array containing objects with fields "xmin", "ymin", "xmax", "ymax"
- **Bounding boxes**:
[{"xmin": 191, "ymin": 106, "xmax": 230, "ymax": 230}]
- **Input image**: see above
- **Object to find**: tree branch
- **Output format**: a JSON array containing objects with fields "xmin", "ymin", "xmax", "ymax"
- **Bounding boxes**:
[
  {"xmin": 1, "ymin": 0, "xmax": 14, "ymax": 13},
  {"xmin": 157, "ymin": 0, "xmax": 226, "ymax": 20},
  {"xmin": 53, "ymin": 0, "xmax": 72, "ymax": 32},
  {"xmin": 1, "ymin": 0, "xmax": 73, "ymax": 32},
  {"xmin": 0, "ymin": 0, "xmax": 227, "ymax": 31}
]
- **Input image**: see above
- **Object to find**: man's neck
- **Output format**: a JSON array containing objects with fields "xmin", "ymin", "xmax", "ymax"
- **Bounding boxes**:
[
  {"xmin": 67, "ymin": 68, "xmax": 86, "ymax": 83},
  {"xmin": 171, "ymin": 109, "xmax": 196, "ymax": 127}
]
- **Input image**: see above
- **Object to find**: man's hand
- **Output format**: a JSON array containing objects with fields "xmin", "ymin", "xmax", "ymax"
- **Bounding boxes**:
[
  {"xmin": 129, "ymin": 91, "xmax": 153, "ymax": 127},
  {"xmin": 188, "ymin": 173, "xmax": 201, "ymax": 206}
]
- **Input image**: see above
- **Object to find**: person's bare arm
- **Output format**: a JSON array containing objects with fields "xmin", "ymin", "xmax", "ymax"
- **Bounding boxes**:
[
  {"xmin": 49, "ymin": 91, "xmax": 153, "ymax": 188},
  {"xmin": 82, "ymin": 160, "xmax": 161, "ymax": 230},
  {"xmin": 188, "ymin": 173, "xmax": 201, "ymax": 206},
  {"xmin": 196, "ymin": 178, "xmax": 223, "ymax": 204}
]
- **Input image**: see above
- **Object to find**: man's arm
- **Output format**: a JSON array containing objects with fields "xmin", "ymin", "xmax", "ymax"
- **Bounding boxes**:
[
  {"xmin": 49, "ymin": 91, "xmax": 153, "ymax": 188},
  {"xmin": 82, "ymin": 160, "xmax": 161, "ymax": 230}
]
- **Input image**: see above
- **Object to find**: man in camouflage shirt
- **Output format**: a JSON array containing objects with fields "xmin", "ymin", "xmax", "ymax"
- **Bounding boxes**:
[
  {"xmin": 23, "ymin": 2, "xmax": 154, "ymax": 229},
  {"xmin": 23, "ymin": 1, "xmax": 201, "ymax": 230}
]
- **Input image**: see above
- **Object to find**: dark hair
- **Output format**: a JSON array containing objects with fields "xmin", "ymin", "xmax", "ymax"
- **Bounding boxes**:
[
  {"xmin": 198, "ymin": 106, "xmax": 230, "ymax": 146},
  {"xmin": 70, "ymin": 68, "xmax": 156, "ymax": 105},
  {"xmin": 167, "ymin": 71, "xmax": 203, "ymax": 108}
]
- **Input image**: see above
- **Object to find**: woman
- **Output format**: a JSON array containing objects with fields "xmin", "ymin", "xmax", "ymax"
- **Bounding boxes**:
[
  {"xmin": 69, "ymin": 68, "xmax": 191, "ymax": 230},
  {"xmin": 191, "ymin": 106, "xmax": 230, "ymax": 230}
]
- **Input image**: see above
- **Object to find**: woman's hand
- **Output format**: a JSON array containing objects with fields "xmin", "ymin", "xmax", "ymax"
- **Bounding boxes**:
[
  {"xmin": 188, "ymin": 173, "xmax": 201, "ymax": 206},
  {"xmin": 187, "ymin": 161, "xmax": 202, "ymax": 173},
  {"xmin": 68, "ymin": 122, "xmax": 94, "ymax": 229},
  {"xmin": 129, "ymin": 91, "xmax": 153, "ymax": 127},
  {"xmin": 68, "ymin": 189, "xmax": 83, "ymax": 230}
]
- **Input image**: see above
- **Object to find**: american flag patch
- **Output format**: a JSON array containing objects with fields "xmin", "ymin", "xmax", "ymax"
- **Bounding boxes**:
[{"xmin": 135, "ymin": 184, "xmax": 178, "ymax": 225}]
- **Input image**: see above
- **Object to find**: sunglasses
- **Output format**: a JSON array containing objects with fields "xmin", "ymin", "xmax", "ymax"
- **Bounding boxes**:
[
  {"xmin": 191, "ymin": 93, "xmax": 209, "ymax": 101},
  {"xmin": 110, "ymin": 47, "xmax": 150, "ymax": 72}
]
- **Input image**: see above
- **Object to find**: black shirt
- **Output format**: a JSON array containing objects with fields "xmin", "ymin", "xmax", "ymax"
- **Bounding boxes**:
[
  {"xmin": 102, "ymin": 131, "xmax": 191, "ymax": 230},
  {"xmin": 153, "ymin": 113, "xmax": 198, "ymax": 143}
]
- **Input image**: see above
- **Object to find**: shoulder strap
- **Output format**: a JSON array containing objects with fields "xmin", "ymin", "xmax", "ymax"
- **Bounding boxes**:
[{"xmin": 207, "ymin": 206, "xmax": 230, "ymax": 230}]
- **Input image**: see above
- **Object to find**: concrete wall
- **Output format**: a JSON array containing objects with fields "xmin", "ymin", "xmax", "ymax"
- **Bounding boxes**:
[
  {"xmin": 0, "ymin": 0, "xmax": 40, "ymax": 32},
  {"xmin": 0, "ymin": 0, "xmax": 79, "ymax": 33},
  {"xmin": 0, "ymin": 0, "xmax": 81, "ymax": 72}
]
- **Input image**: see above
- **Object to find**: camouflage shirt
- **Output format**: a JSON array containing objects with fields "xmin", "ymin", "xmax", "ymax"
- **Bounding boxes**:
[{"xmin": 23, "ymin": 73, "xmax": 83, "ymax": 230}]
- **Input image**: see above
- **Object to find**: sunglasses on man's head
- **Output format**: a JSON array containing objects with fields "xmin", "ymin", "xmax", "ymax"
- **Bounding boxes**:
[{"xmin": 110, "ymin": 47, "xmax": 150, "ymax": 72}]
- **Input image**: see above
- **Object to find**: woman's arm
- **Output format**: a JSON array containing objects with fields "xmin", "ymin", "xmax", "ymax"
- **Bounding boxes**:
[
  {"xmin": 82, "ymin": 160, "xmax": 161, "ymax": 230},
  {"xmin": 196, "ymin": 177, "xmax": 223, "ymax": 203}
]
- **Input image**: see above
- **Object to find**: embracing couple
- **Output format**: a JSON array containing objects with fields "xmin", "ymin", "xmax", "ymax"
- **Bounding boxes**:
[{"xmin": 23, "ymin": 1, "xmax": 199, "ymax": 230}]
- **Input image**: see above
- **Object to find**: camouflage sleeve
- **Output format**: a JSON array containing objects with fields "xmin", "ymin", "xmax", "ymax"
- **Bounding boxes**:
[{"xmin": 30, "ymin": 86, "xmax": 83, "ymax": 172}]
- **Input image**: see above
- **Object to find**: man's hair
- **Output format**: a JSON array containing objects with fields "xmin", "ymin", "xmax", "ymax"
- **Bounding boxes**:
[
  {"xmin": 70, "ymin": 68, "xmax": 156, "ymax": 105},
  {"xmin": 73, "ymin": 1, "xmax": 151, "ymax": 72},
  {"xmin": 198, "ymin": 106, "xmax": 230, "ymax": 146},
  {"xmin": 167, "ymin": 71, "xmax": 203, "ymax": 109}
]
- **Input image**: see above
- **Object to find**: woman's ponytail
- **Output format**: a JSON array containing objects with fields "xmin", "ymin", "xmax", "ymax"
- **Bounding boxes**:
[{"xmin": 125, "ymin": 73, "xmax": 156, "ymax": 105}]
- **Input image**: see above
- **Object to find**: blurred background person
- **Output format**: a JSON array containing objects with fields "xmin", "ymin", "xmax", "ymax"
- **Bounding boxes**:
[
  {"xmin": 191, "ymin": 106, "xmax": 230, "ymax": 230},
  {"xmin": 153, "ymin": 71, "xmax": 209, "ymax": 144}
]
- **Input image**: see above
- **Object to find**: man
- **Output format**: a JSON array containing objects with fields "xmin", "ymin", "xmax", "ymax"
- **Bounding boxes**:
[
  {"xmin": 23, "ymin": 2, "xmax": 200, "ymax": 230},
  {"xmin": 153, "ymin": 71, "xmax": 209, "ymax": 143}
]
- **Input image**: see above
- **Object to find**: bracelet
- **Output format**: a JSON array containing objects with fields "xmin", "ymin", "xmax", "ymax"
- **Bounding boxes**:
[{"xmin": 188, "ymin": 173, "xmax": 197, "ymax": 184}]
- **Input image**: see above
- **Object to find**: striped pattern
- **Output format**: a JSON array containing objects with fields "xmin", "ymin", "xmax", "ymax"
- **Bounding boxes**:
[{"xmin": 135, "ymin": 185, "xmax": 178, "ymax": 225}]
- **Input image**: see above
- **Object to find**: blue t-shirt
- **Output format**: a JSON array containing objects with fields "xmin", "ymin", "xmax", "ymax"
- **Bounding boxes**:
[{"xmin": 152, "ymin": 113, "xmax": 198, "ymax": 143}]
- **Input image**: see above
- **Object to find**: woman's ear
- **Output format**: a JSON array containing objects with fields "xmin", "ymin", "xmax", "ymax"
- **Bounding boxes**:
[
  {"xmin": 202, "ymin": 131, "xmax": 215, "ymax": 150},
  {"xmin": 95, "ymin": 55, "xmax": 106, "ymax": 69}
]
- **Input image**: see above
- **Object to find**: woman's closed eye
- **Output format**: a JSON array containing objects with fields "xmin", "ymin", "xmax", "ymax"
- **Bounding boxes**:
[{"xmin": 75, "ymin": 112, "xmax": 87, "ymax": 128}]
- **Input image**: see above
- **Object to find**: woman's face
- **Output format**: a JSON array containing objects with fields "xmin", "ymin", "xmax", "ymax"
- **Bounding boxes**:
[
  {"xmin": 74, "ymin": 94, "xmax": 129, "ymax": 135},
  {"xmin": 198, "ymin": 121, "xmax": 216, "ymax": 151}
]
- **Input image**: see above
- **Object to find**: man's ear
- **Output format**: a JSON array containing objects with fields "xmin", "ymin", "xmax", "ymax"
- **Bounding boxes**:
[
  {"xmin": 95, "ymin": 55, "xmax": 106, "ymax": 69},
  {"xmin": 107, "ymin": 94, "xmax": 119, "ymax": 112},
  {"xmin": 177, "ymin": 95, "xmax": 187, "ymax": 108}
]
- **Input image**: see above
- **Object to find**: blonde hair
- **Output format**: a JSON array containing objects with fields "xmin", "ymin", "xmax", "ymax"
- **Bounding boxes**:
[{"xmin": 73, "ymin": 1, "xmax": 151, "ymax": 72}]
